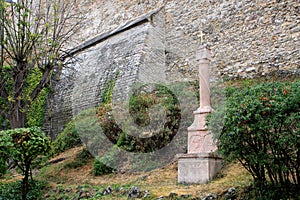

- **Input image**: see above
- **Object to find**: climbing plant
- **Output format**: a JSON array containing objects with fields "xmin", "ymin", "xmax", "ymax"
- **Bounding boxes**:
[{"xmin": 0, "ymin": 0, "xmax": 83, "ymax": 128}]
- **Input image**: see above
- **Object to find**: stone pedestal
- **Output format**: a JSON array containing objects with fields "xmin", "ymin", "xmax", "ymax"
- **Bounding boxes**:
[
  {"xmin": 177, "ymin": 45, "xmax": 222, "ymax": 184},
  {"xmin": 187, "ymin": 108, "xmax": 217, "ymax": 154},
  {"xmin": 178, "ymin": 153, "xmax": 222, "ymax": 184}
]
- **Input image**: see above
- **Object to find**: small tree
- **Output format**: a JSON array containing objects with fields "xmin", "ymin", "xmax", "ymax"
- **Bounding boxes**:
[
  {"xmin": 208, "ymin": 81, "xmax": 300, "ymax": 187},
  {"xmin": 0, "ymin": 0, "xmax": 83, "ymax": 129},
  {"xmin": 0, "ymin": 127, "xmax": 51, "ymax": 200}
]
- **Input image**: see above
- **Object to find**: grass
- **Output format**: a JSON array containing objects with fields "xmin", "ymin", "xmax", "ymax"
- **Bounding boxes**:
[
  {"xmin": 0, "ymin": 146, "xmax": 253, "ymax": 199},
  {"xmin": 1, "ymin": 146, "xmax": 252, "ymax": 199}
]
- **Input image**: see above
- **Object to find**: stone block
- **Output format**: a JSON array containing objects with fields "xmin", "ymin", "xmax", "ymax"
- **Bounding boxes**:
[
  {"xmin": 187, "ymin": 131, "xmax": 217, "ymax": 154},
  {"xmin": 177, "ymin": 153, "xmax": 222, "ymax": 184}
]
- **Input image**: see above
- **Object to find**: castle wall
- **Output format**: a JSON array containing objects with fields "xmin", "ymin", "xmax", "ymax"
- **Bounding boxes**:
[
  {"xmin": 44, "ymin": 8, "xmax": 166, "ymax": 137},
  {"xmin": 44, "ymin": 0, "xmax": 300, "ymax": 136},
  {"xmin": 74, "ymin": 0, "xmax": 299, "ymax": 79},
  {"xmin": 164, "ymin": 0, "xmax": 299, "ymax": 79}
]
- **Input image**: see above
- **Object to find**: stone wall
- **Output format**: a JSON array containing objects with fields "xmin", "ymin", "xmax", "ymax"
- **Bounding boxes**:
[
  {"xmin": 73, "ymin": 0, "xmax": 299, "ymax": 79},
  {"xmin": 164, "ymin": 0, "xmax": 299, "ymax": 79},
  {"xmin": 44, "ymin": 0, "xmax": 299, "ymax": 136},
  {"xmin": 44, "ymin": 8, "xmax": 166, "ymax": 136}
]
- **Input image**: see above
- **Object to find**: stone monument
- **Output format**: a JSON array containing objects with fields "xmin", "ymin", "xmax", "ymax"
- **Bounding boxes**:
[{"xmin": 177, "ymin": 43, "xmax": 222, "ymax": 184}]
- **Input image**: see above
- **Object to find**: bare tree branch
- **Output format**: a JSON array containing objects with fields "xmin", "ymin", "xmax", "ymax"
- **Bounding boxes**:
[{"xmin": 0, "ymin": 0, "xmax": 85, "ymax": 128}]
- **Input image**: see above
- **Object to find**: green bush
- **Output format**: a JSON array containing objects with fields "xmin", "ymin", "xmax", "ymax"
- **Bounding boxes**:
[
  {"xmin": 0, "ymin": 127, "xmax": 51, "ymax": 199},
  {"xmin": 64, "ymin": 148, "xmax": 93, "ymax": 169},
  {"xmin": 52, "ymin": 120, "xmax": 82, "ymax": 155},
  {"xmin": 242, "ymin": 182, "xmax": 300, "ymax": 200},
  {"xmin": 98, "ymin": 83, "xmax": 181, "ymax": 153},
  {"xmin": 208, "ymin": 81, "xmax": 300, "ymax": 187},
  {"xmin": 0, "ymin": 180, "xmax": 46, "ymax": 200},
  {"xmin": 0, "ymin": 130, "xmax": 11, "ymax": 177},
  {"xmin": 25, "ymin": 68, "xmax": 49, "ymax": 128},
  {"xmin": 93, "ymin": 158, "xmax": 114, "ymax": 176}
]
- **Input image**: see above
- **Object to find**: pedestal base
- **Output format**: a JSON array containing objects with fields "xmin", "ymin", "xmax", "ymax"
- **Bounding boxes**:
[{"xmin": 177, "ymin": 153, "xmax": 222, "ymax": 184}]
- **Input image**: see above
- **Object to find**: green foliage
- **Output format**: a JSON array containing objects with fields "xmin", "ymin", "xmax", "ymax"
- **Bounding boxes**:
[
  {"xmin": 242, "ymin": 182, "xmax": 300, "ymax": 200},
  {"xmin": 2, "ymin": 127, "xmax": 51, "ymax": 168},
  {"xmin": 0, "ymin": 0, "xmax": 82, "ymax": 129},
  {"xmin": 208, "ymin": 81, "xmax": 300, "ymax": 186},
  {"xmin": 101, "ymin": 70, "xmax": 119, "ymax": 104},
  {"xmin": 93, "ymin": 158, "xmax": 114, "ymax": 176},
  {"xmin": 0, "ymin": 127, "xmax": 51, "ymax": 199},
  {"xmin": 25, "ymin": 68, "xmax": 49, "ymax": 127},
  {"xmin": 97, "ymin": 83, "xmax": 181, "ymax": 153},
  {"xmin": 52, "ymin": 120, "xmax": 82, "ymax": 155},
  {"xmin": 64, "ymin": 148, "xmax": 93, "ymax": 169},
  {"xmin": 0, "ymin": 180, "xmax": 46, "ymax": 200},
  {"xmin": 0, "ymin": 130, "xmax": 12, "ymax": 176},
  {"xmin": 73, "ymin": 107, "xmax": 102, "ymax": 149},
  {"xmin": 0, "ymin": 67, "xmax": 49, "ymax": 129}
]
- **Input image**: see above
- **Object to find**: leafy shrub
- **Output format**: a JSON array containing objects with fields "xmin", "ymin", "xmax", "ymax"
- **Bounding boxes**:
[
  {"xmin": 0, "ymin": 127, "xmax": 51, "ymax": 199},
  {"xmin": 0, "ymin": 180, "xmax": 46, "ymax": 200},
  {"xmin": 241, "ymin": 182, "xmax": 300, "ymax": 200},
  {"xmin": 71, "ymin": 71, "xmax": 197, "ymax": 172},
  {"xmin": 52, "ymin": 120, "xmax": 82, "ymax": 155},
  {"xmin": 0, "ymin": 130, "xmax": 11, "ymax": 177},
  {"xmin": 209, "ymin": 81, "xmax": 300, "ymax": 186},
  {"xmin": 64, "ymin": 148, "xmax": 93, "ymax": 169},
  {"xmin": 98, "ymin": 83, "xmax": 181, "ymax": 153},
  {"xmin": 93, "ymin": 158, "xmax": 114, "ymax": 176}
]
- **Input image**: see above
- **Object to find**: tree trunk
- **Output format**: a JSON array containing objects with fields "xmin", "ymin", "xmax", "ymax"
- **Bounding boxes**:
[
  {"xmin": 9, "ymin": 105, "xmax": 25, "ymax": 128},
  {"xmin": 9, "ymin": 64, "xmax": 26, "ymax": 129},
  {"xmin": 22, "ymin": 164, "xmax": 30, "ymax": 200}
]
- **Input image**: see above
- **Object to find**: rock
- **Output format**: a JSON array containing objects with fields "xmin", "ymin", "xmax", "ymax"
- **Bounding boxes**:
[
  {"xmin": 143, "ymin": 190, "xmax": 150, "ymax": 198},
  {"xmin": 202, "ymin": 193, "xmax": 217, "ymax": 200},
  {"xmin": 169, "ymin": 192, "xmax": 178, "ymax": 199},
  {"xmin": 224, "ymin": 187, "xmax": 236, "ymax": 200},
  {"xmin": 181, "ymin": 194, "xmax": 192, "ymax": 198},
  {"xmin": 246, "ymin": 67, "xmax": 256, "ymax": 72},
  {"xmin": 128, "ymin": 186, "xmax": 141, "ymax": 198},
  {"xmin": 78, "ymin": 190, "xmax": 92, "ymax": 200},
  {"xmin": 102, "ymin": 186, "xmax": 113, "ymax": 195},
  {"xmin": 66, "ymin": 188, "xmax": 72, "ymax": 193}
]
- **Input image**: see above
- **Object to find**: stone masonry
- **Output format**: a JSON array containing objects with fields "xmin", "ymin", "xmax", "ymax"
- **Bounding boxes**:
[
  {"xmin": 44, "ymin": 0, "xmax": 300, "ymax": 136},
  {"xmin": 72, "ymin": 0, "xmax": 299, "ymax": 80},
  {"xmin": 44, "ymin": 7, "xmax": 166, "ymax": 136}
]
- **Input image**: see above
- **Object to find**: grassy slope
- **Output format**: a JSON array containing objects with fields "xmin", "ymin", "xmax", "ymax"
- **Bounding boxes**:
[
  {"xmin": 4, "ymin": 146, "xmax": 252, "ymax": 199},
  {"xmin": 3, "ymin": 78, "xmax": 299, "ymax": 199}
]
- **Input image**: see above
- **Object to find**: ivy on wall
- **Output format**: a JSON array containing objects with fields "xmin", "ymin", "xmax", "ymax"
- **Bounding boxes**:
[
  {"xmin": 25, "ymin": 68, "xmax": 50, "ymax": 127},
  {"xmin": 0, "ymin": 67, "xmax": 49, "ymax": 129}
]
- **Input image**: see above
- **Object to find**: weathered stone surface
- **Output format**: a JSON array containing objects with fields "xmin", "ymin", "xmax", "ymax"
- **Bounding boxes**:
[
  {"xmin": 71, "ymin": 0, "xmax": 299, "ymax": 80},
  {"xmin": 44, "ymin": 9, "xmax": 165, "ymax": 136},
  {"xmin": 44, "ymin": 0, "xmax": 300, "ymax": 136},
  {"xmin": 177, "ymin": 153, "xmax": 222, "ymax": 184}
]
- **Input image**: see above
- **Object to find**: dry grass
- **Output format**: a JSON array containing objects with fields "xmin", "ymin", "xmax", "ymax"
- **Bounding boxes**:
[
  {"xmin": 0, "ymin": 146, "xmax": 253, "ymax": 198},
  {"xmin": 27, "ymin": 146, "xmax": 253, "ymax": 198}
]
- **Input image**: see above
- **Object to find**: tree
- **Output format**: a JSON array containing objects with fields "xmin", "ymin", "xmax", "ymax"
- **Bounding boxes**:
[
  {"xmin": 0, "ymin": 0, "xmax": 83, "ymax": 129},
  {"xmin": 0, "ymin": 127, "xmax": 51, "ymax": 200}
]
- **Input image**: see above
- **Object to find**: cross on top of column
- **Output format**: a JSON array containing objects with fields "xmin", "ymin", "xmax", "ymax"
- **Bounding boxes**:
[{"xmin": 199, "ymin": 30, "xmax": 205, "ymax": 45}]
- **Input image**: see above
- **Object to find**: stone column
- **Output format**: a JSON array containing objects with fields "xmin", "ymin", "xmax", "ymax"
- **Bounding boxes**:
[
  {"xmin": 187, "ymin": 45, "xmax": 216, "ymax": 154},
  {"xmin": 177, "ymin": 45, "xmax": 222, "ymax": 184}
]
